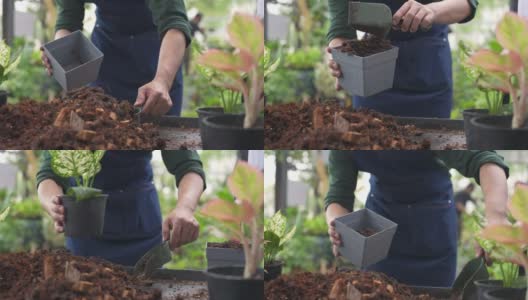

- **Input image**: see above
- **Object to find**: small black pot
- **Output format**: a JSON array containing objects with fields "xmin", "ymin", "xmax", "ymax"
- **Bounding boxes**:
[
  {"xmin": 462, "ymin": 109, "xmax": 489, "ymax": 147},
  {"xmin": 264, "ymin": 261, "xmax": 283, "ymax": 281},
  {"xmin": 474, "ymin": 279, "xmax": 503, "ymax": 300},
  {"xmin": 469, "ymin": 115, "xmax": 528, "ymax": 150},
  {"xmin": 201, "ymin": 115, "xmax": 263, "ymax": 149},
  {"xmin": 484, "ymin": 287, "xmax": 526, "ymax": 300},
  {"xmin": 205, "ymin": 266, "xmax": 263, "ymax": 300},
  {"xmin": 61, "ymin": 194, "xmax": 108, "ymax": 238},
  {"xmin": 0, "ymin": 90, "xmax": 8, "ymax": 106},
  {"xmin": 197, "ymin": 107, "xmax": 225, "ymax": 147}
]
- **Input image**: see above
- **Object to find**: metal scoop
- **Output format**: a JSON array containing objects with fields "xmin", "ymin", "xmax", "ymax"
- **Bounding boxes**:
[
  {"xmin": 348, "ymin": 2, "xmax": 393, "ymax": 38},
  {"xmin": 133, "ymin": 240, "xmax": 172, "ymax": 277}
]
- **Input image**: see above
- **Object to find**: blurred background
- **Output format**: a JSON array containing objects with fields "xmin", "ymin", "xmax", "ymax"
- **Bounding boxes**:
[
  {"xmin": 264, "ymin": 150, "xmax": 528, "ymax": 275},
  {"xmin": 0, "ymin": 150, "xmax": 244, "ymax": 270},
  {"xmin": 0, "ymin": 0, "xmax": 256, "ymax": 116},
  {"xmin": 264, "ymin": 0, "xmax": 511, "ymax": 119}
]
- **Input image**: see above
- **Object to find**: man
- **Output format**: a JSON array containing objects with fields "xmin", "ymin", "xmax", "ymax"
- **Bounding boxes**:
[
  {"xmin": 37, "ymin": 150, "xmax": 205, "ymax": 266},
  {"xmin": 190, "ymin": 13, "xmax": 206, "ymax": 38},
  {"xmin": 326, "ymin": 0, "xmax": 479, "ymax": 118},
  {"xmin": 325, "ymin": 151, "xmax": 509, "ymax": 287},
  {"xmin": 454, "ymin": 182, "xmax": 475, "ymax": 242},
  {"xmin": 42, "ymin": 0, "xmax": 190, "ymax": 116}
]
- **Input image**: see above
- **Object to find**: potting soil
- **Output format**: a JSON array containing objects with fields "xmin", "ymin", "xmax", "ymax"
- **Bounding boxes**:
[
  {"xmin": 337, "ymin": 37, "xmax": 392, "ymax": 57},
  {"xmin": 0, "ymin": 87, "xmax": 165, "ymax": 149},
  {"xmin": 208, "ymin": 240, "xmax": 244, "ymax": 249},
  {"xmin": 265, "ymin": 102, "xmax": 430, "ymax": 150},
  {"xmin": 0, "ymin": 249, "xmax": 161, "ymax": 299},
  {"xmin": 265, "ymin": 271, "xmax": 436, "ymax": 300}
]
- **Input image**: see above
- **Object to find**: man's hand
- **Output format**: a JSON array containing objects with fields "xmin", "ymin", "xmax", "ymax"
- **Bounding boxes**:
[
  {"xmin": 40, "ymin": 49, "xmax": 53, "ymax": 76},
  {"xmin": 325, "ymin": 38, "xmax": 346, "ymax": 91},
  {"xmin": 328, "ymin": 219, "xmax": 343, "ymax": 257},
  {"xmin": 38, "ymin": 179, "xmax": 65, "ymax": 233},
  {"xmin": 134, "ymin": 79, "xmax": 172, "ymax": 116},
  {"xmin": 162, "ymin": 206, "xmax": 200, "ymax": 251},
  {"xmin": 393, "ymin": 0, "xmax": 435, "ymax": 33}
]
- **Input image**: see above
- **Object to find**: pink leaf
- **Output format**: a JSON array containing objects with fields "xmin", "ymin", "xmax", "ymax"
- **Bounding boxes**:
[
  {"xmin": 201, "ymin": 198, "xmax": 254, "ymax": 224},
  {"xmin": 227, "ymin": 13, "xmax": 264, "ymax": 61},
  {"xmin": 481, "ymin": 224, "xmax": 528, "ymax": 245},
  {"xmin": 228, "ymin": 161, "xmax": 264, "ymax": 211},
  {"xmin": 511, "ymin": 183, "xmax": 528, "ymax": 223},
  {"xmin": 468, "ymin": 50, "xmax": 522, "ymax": 73},
  {"xmin": 497, "ymin": 12, "xmax": 528, "ymax": 60},
  {"xmin": 198, "ymin": 49, "xmax": 253, "ymax": 72}
]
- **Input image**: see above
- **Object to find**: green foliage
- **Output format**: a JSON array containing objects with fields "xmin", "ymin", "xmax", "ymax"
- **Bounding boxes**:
[
  {"xmin": 264, "ymin": 211, "xmax": 296, "ymax": 264},
  {"xmin": 49, "ymin": 151, "xmax": 105, "ymax": 201},
  {"xmin": 10, "ymin": 200, "xmax": 41, "ymax": 219},
  {"xmin": 0, "ymin": 207, "xmax": 9, "ymax": 222},
  {"xmin": 303, "ymin": 214, "xmax": 328, "ymax": 235},
  {"xmin": 0, "ymin": 40, "xmax": 22, "ymax": 87},
  {"xmin": 284, "ymin": 48, "xmax": 321, "ymax": 70}
]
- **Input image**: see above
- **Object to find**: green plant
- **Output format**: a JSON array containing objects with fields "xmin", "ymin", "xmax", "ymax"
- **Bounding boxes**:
[
  {"xmin": 0, "ymin": 40, "xmax": 21, "ymax": 87},
  {"xmin": 0, "ymin": 207, "xmax": 9, "ymax": 222},
  {"xmin": 264, "ymin": 211, "xmax": 296, "ymax": 265},
  {"xmin": 198, "ymin": 13, "xmax": 264, "ymax": 128},
  {"xmin": 481, "ymin": 183, "xmax": 528, "ymax": 296},
  {"xmin": 284, "ymin": 48, "xmax": 321, "ymax": 70},
  {"xmin": 467, "ymin": 12, "xmax": 528, "ymax": 128},
  {"xmin": 201, "ymin": 161, "xmax": 264, "ymax": 279},
  {"xmin": 49, "ymin": 150, "xmax": 105, "ymax": 201},
  {"xmin": 11, "ymin": 200, "xmax": 42, "ymax": 219},
  {"xmin": 303, "ymin": 214, "xmax": 328, "ymax": 235}
]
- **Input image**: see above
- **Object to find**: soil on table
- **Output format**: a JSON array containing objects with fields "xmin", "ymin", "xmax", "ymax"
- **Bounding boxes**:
[
  {"xmin": 265, "ymin": 271, "xmax": 436, "ymax": 300},
  {"xmin": 0, "ymin": 87, "xmax": 166, "ymax": 149},
  {"xmin": 358, "ymin": 228, "xmax": 377, "ymax": 237},
  {"xmin": 337, "ymin": 37, "xmax": 392, "ymax": 57},
  {"xmin": 265, "ymin": 101, "xmax": 430, "ymax": 150},
  {"xmin": 208, "ymin": 240, "xmax": 243, "ymax": 249},
  {"xmin": 0, "ymin": 249, "xmax": 160, "ymax": 300}
]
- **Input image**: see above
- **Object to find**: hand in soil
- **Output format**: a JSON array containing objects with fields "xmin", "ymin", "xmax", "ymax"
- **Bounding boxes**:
[
  {"xmin": 135, "ymin": 80, "xmax": 172, "ymax": 116},
  {"xmin": 162, "ymin": 207, "xmax": 200, "ymax": 250}
]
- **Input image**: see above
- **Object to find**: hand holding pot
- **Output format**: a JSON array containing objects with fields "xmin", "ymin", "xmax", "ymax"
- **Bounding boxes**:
[
  {"xmin": 326, "ymin": 38, "xmax": 346, "ymax": 91},
  {"xmin": 162, "ymin": 206, "xmax": 200, "ymax": 250},
  {"xmin": 40, "ymin": 49, "xmax": 53, "ymax": 76},
  {"xmin": 328, "ymin": 219, "xmax": 343, "ymax": 257},
  {"xmin": 135, "ymin": 79, "xmax": 172, "ymax": 116}
]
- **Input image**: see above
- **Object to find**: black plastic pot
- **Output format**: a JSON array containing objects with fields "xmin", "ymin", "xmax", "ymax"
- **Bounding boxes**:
[
  {"xmin": 61, "ymin": 194, "xmax": 108, "ymax": 238},
  {"xmin": 197, "ymin": 107, "xmax": 225, "ymax": 146},
  {"xmin": 264, "ymin": 260, "xmax": 283, "ymax": 281},
  {"xmin": 206, "ymin": 242, "xmax": 245, "ymax": 269},
  {"xmin": 474, "ymin": 279, "xmax": 503, "ymax": 300},
  {"xmin": 462, "ymin": 109, "xmax": 489, "ymax": 147},
  {"xmin": 205, "ymin": 266, "xmax": 263, "ymax": 300},
  {"xmin": 0, "ymin": 90, "xmax": 7, "ymax": 106},
  {"xmin": 469, "ymin": 115, "xmax": 528, "ymax": 150},
  {"xmin": 201, "ymin": 114, "xmax": 263, "ymax": 149},
  {"xmin": 484, "ymin": 287, "xmax": 526, "ymax": 300}
]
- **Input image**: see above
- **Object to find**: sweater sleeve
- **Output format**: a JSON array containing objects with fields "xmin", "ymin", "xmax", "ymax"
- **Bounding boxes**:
[
  {"xmin": 324, "ymin": 151, "xmax": 358, "ymax": 211},
  {"xmin": 147, "ymin": 0, "xmax": 192, "ymax": 47},
  {"xmin": 459, "ymin": 0, "xmax": 479, "ymax": 24},
  {"xmin": 434, "ymin": 151, "xmax": 509, "ymax": 184},
  {"xmin": 55, "ymin": 0, "xmax": 86, "ymax": 32},
  {"xmin": 161, "ymin": 150, "xmax": 206, "ymax": 190},
  {"xmin": 35, "ymin": 151, "xmax": 70, "ymax": 192},
  {"xmin": 327, "ymin": 0, "xmax": 358, "ymax": 43}
]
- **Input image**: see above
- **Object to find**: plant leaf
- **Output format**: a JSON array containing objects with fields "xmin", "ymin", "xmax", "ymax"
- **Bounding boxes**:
[
  {"xmin": 227, "ymin": 13, "xmax": 264, "ymax": 61},
  {"xmin": 481, "ymin": 224, "xmax": 528, "ymax": 245},
  {"xmin": 198, "ymin": 49, "xmax": 253, "ymax": 72},
  {"xmin": 0, "ymin": 40, "xmax": 10, "ymax": 68},
  {"xmin": 227, "ymin": 161, "xmax": 264, "ymax": 211},
  {"xmin": 201, "ymin": 198, "xmax": 254, "ymax": 224},
  {"xmin": 67, "ymin": 187, "xmax": 102, "ymax": 201},
  {"xmin": 468, "ymin": 50, "xmax": 522, "ymax": 73},
  {"xmin": 510, "ymin": 183, "xmax": 528, "ymax": 223},
  {"xmin": 0, "ymin": 207, "xmax": 9, "ymax": 221},
  {"xmin": 496, "ymin": 12, "xmax": 528, "ymax": 61}
]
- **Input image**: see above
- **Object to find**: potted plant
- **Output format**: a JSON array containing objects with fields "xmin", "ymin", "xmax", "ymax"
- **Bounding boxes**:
[
  {"xmin": 201, "ymin": 161, "xmax": 264, "ymax": 300},
  {"xmin": 206, "ymin": 239, "xmax": 246, "ymax": 269},
  {"xmin": 0, "ymin": 40, "xmax": 21, "ymax": 106},
  {"xmin": 264, "ymin": 210, "xmax": 296, "ymax": 281},
  {"xmin": 467, "ymin": 12, "xmax": 528, "ymax": 149},
  {"xmin": 479, "ymin": 183, "xmax": 528, "ymax": 300},
  {"xmin": 197, "ymin": 13, "xmax": 267, "ymax": 149},
  {"xmin": 49, "ymin": 150, "xmax": 108, "ymax": 238},
  {"xmin": 334, "ymin": 208, "xmax": 397, "ymax": 268}
]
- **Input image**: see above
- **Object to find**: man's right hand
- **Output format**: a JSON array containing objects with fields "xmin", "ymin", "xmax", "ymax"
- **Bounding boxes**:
[
  {"xmin": 325, "ymin": 38, "xmax": 346, "ymax": 91},
  {"xmin": 328, "ymin": 219, "xmax": 343, "ymax": 257},
  {"xmin": 38, "ymin": 179, "xmax": 65, "ymax": 233},
  {"xmin": 40, "ymin": 49, "xmax": 53, "ymax": 76}
]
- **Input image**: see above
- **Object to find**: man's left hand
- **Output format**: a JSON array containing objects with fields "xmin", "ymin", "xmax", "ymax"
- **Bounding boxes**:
[
  {"xmin": 162, "ymin": 207, "xmax": 200, "ymax": 250},
  {"xmin": 135, "ymin": 79, "xmax": 172, "ymax": 116}
]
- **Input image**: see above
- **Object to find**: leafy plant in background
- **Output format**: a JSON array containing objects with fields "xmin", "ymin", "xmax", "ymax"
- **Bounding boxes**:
[
  {"xmin": 264, "ymin": 211, "xmax": 296, "ymax": 265},
  {"xmin": 467, "ymin": 12, "xmax": 528, "ymax": 128},
  {"xmin": 0, "ymin": 40, "xmax": 21, "ymax": 87},
  {"xmin": 0, "ymin": 207, "xmax": 9, "ymax": 222},
  {"xmin": 201, "ymin": 161, "xmax": 264, "ymax": 278},
  {"xmin": 49, "ymin": 151, "xmax": 105, "ymax": 201},
  {"xmin": 284, "ymin": 48, "xmax": 321, "ymax": 70},
  {"xmin": 460, "ymin": 40, "xmax": 505, "ymax": 115},
  {"xmin": 481, "ymin": 183, "xmax": 528, "ymax": 295},
  {"xmin": 198, "ymin": 13, "xmax": 265, "ymax": 128},
  {"xmin": 10, "ymin": 200, "xmax": 42, "ymax": 220}
]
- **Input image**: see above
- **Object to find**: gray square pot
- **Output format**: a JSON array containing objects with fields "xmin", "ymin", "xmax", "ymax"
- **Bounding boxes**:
[
  {"xmin": 334, "ymin": 208, "xmax": 397, "ymax": 268},
  {"xmin": 42, "ymin": 30, "xmax": 104, "ymax": 91},
  {"xmin": 331, "ymin": 45, "xmax": 398, "ymax": 97},
  {"xmin": 205, "ymin": 242, "xmax": 245, "ymax": 269}
]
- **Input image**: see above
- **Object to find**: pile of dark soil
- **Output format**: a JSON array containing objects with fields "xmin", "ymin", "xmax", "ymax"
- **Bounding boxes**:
[
  {"xmin": 208, "ymin": 240, "xmax": 243, "ymax": 249},
  {"xmin": 337, "ymin": 37, "xmax": 392, "ymax": 57},
  {"xmin": 265, "ymin": 102, "xmax": 430, "ymax": 150},
  {"xmin": 0, "ymin": 87, "xmax": 165, "ymax": 149},
  {"xmin": 0, "ymin": 249, "xmax": 161, "ymax": 300},
  {"xmin": 265, "ymin": 271, "xmax": 435, "ymax": 300}
]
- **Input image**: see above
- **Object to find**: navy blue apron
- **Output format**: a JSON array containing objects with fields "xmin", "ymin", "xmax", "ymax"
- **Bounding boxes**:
[
  {"xmin": 353, "ymin": 0, "xmax": 453, "ymax": 118},
  {"xmin": 66, "ymin": 151, "xmax": 162, "ymax": 266},
  {"xmin": 90, "ymin": 0, "xmax": 183, "ymax": 116},
  {"xmin": 351, "ymin": 151, "xmax": 457, "ymax": 287}
]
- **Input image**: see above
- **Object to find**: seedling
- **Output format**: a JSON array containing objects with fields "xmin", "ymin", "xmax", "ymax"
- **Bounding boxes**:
[
  {"xmin": 480, "ymin": 183, "xmax": 528, "ymax": 299},
  {"xmin": 467, "ymin": 12, "xmax": 528, "ymax": 128},
  {"xmin": 201, "ymin": 161, "xmax": 264, "ymax": 279},
  {"xmin": 49, "ymin": 150, "xmax": 105, "ymax": 201},
  {"xmin": 197, "ymin": 13, "xmax": 266, "ymax": 129},
  {"xmin": 0, "ymin": 40, "xmax": 21, "ymax": 87},
  {"xmin": 264, "ymin": 211, "xmax": 296, "ymax": 265}
]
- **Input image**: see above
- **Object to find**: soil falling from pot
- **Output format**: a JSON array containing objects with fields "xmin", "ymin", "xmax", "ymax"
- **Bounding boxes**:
[
  {"xmin": 338, "ymin": 37, "xmax": 392, "ymax": 57},
  {"xmin": 265, "ymin": 271, "xmax": 436, "ymax": 300},
  {"xmin": 265, "ymin": 102, "xmax": 430, "ymax": 150},
  {"xmin": 0, "ymin": 87, "xmax": 165, "ymax": 149},
  {"xmin": 0, "ymin": 249, "xmax": 161, "ymax": 300}
]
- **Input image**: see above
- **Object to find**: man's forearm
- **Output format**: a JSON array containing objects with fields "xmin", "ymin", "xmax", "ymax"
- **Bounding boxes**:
[
  {"xmin": 479, "ymin": 163, "xmax": 509, "ymax": 223},
  {"xmin": 38, "ymin": 179, "xmax": 64, "ymax": 204},
  {"xmin": 427, "ymin": 0, "xmax": 472, "ymax": 24},
  {"xmin": 176, "ymin": 172, "xmax": 204, "ymax": 212},
  {"xmin": 55, "ymin": 29, "xmax": 72, "ymax": 40},
  {"xmin": 325, "ymin": 203, "xmax": 350, "ymax": 225},
  {"xmin": 154, "ymin": 29, "xmax": 187, "ymax": 90}
]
